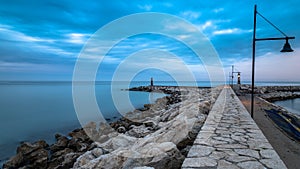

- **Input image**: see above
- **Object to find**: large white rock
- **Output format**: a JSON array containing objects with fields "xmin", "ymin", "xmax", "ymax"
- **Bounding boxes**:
[
  {"xmin": 98, "ymin": 134, "xmax": 137, "ymax": 152},
  {"xmin": 127, "ymin": 125, "xmax": 152, "ymax": 138},
  {"xmin": 74, "ymin": 142, "xmax": 184, "ymax": 169}
]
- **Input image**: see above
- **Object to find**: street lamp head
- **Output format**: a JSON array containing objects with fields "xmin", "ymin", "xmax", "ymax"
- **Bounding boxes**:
[{"xmin": 280, "ymin": 38, "xmax": 294, "ymax": 52}]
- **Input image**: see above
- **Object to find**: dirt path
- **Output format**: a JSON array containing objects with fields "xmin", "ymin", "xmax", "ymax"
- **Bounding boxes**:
[{"xmin": 238, "ymin": 95, "xmax": 300, "ymax": 169}]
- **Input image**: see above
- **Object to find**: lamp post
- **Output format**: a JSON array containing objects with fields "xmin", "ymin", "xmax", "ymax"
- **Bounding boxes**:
[{"xmin": 251, "ymin": 4, "xmax": 295, "ymax": 118}]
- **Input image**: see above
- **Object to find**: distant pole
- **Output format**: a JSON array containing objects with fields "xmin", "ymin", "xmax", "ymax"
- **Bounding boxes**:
[
  {"xmin": 231, "ymin": 65, "xmax": 234, "ymax": 87},
  {"xmin": 228, "ymin": 72, "xmax": 231, "ymax": 85},
  {"xmin": 150, "ymin": 77, "xmax": 153, "ymax": 86}
]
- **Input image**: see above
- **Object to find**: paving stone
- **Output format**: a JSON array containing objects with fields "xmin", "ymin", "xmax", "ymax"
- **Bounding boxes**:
[
  {"xmin": 230, "ymin": 132, "xmax": 245, "ymax": 136},
  {"xmin": 209, "ymin": 151, "xmax": 226, "ymax": 160},
  {"xmin": 218, "ymin": 124, "xmax": 231, "ymax": 128},
  {"xmin": 260, "ymin": 158, "xmax": 286, "ymax": 169},
  {"xmin": 212, "ymin": 137, "xmax": 233, "ymax": 143},
  {"xmin": 240, "ymin": 124, "xmax": 258, "ymax": 129},
  {"xmin": 196, "ymin": 131, "xmax": 214, "ymax": 140},
  {"xmin": 231, "ymin": 124, "xmax": 241, "ymax": 127},
  {"xmin": 209, "ymin": 139, "xmax": 228, "ymax": 145},
  {"xmin": 219, "ymin": 134, "xmax": 231, "ymax": 138},
  {"xmin": 187, "ymin": 145, "xmax": 215, "ymax": 157},
  {"xmin": 193, "ymin": 139, "xmax": 211, "ymax": 146},
  {"xmin": 217, "ymin": 149, "xmax": 239, "ymax": 156},
  {"xmin": 226, "ymin": 155, "xmax": 256, "ymax": 163},
  {"xmin": 201, "ymin": 125, "xmax": 216, "ymax": 131},
  {"xmin": 217, "ymin": 160, "xmax": 239, "ymax": 169},
  {"xmin": 247, "ymin": 140, "xmax": 272, "ymax": 149},
  {"xmin": 237, "ymin": 161, "xmax": 265, "ymax": 169},
  {"xmin": 260, "ymin": 149, "xmax": 278, "ymax": 159},
  {"xmin": 231, "ymin": 135, "xmax": 247, "ymax": 142},
  {"xmin": 247, "ymin": 136, "xmax": 269, "ymax": 142},
  {"xmin": 234, "ymin": 149, "xmax": 260, "ymax": 159},
  {"xmin": 230, "ymin": 127, "xmax": 246, "ymax": 133},
  {"xmin": 181, "ymin": 157, "xmax": 217, "ymax": 168},
  {"xmin": 215, "ymin": 129, "xmax": 231, "ymax": 135},
  {"xmin": 215, "ymin": 144, "xmax": 247, "ymax": 149},
  {"xmin": 246, "ymin": 129, "xmax": 261, "ymax": 133},
  {"xmin": 248, "ymin": 133, "xmax": 266, "ymax": 139}
]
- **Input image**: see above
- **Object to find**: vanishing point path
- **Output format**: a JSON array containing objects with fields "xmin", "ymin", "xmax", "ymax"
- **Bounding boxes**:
[{"xmin": 182, "ymin": 86, "xmax": 286, "ymax": 169}]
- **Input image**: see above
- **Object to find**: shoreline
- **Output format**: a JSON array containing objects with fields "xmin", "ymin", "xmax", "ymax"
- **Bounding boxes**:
[{"xmin": 3, "ymin": 85, "xmax": 221, "ymax": 169}]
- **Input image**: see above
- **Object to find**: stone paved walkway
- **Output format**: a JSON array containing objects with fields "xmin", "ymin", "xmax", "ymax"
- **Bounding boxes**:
[{"xmin": 182, "ymin": 86, "xmax": 287, "ymax": 169}]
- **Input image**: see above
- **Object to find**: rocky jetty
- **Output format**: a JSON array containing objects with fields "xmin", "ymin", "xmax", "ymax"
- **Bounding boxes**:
[
  {"xmin": 3, "ymin": 86, "xmax": 222, "ymax": 169},
  {"xmin": 235, "ymin": 84, "xmax": 300, "ymax": 102},
  {"xmin": 235, "ymin": 84, "xmax": 300, "ymax": 119},
  {"xmin": 233, "ymin": 85, "xmax": 300, "ymax": 113}
]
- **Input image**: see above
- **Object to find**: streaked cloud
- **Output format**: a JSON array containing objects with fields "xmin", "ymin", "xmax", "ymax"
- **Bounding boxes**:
[
  {"xmin": 213, "ymin": 8, "xmax": 224, "ymax": 13},
  {"xmin": 200, "ymin": 21, "xmax": 214, "ymax": 31},
  {"xmin": 180, "ymin": 11, "xmax": 201, "ymax": 20},
  {"xmin": 138, "ymin": 4, "xmax": 152, "ymax": 11},
  {"xmin": 0, "ymin": 0, "xmax": 299, "ymax": 81},
  {"xmin": 213, "ymin": 28, "xmax": 252, "ymax": 35},
  {"xmin": 0, "ymin": 26, "xmax": 54, "ymax": 43},
  {"xmin": 66, "ymin": 33, "xmax": 91, "ymax": 44}
]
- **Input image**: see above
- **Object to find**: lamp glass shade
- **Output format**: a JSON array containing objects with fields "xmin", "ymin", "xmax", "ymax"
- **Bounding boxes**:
[{"xmin": 280, "ymin": 41, "xmax": 294, "ymax": 52}]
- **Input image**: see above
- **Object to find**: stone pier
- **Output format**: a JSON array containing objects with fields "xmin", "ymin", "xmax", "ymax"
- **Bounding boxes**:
[{"xmin": 182, "ymin": 86, "xmax": 286, "ymax": 169}]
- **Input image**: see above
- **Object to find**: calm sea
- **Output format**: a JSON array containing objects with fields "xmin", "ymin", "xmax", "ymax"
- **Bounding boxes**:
[
  {"xmin": 1, "ymin": 80, "xmax": 299, "ymax": 165},
  {"xmin": 0, "ymin": 81, "xmax": 169, "ymax": 165},
  {"xmin": 274, "ymin": 98, "xmax": 300, "ymax": 116}
]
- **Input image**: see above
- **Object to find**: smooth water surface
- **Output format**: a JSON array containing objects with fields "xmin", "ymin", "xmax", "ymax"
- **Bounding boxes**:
[
  {"xmin": 0, "ymin": 81, "xmax": 165, "ymax": 164},
  {"xmin": 274, "ymin": 98, "xmax": 300, "ymax": 116}
]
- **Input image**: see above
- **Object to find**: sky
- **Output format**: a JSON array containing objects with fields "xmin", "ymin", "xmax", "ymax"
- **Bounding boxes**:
[{"xmin": 0, "ymin": 0, "xmax": 299, "ymax": 82}]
